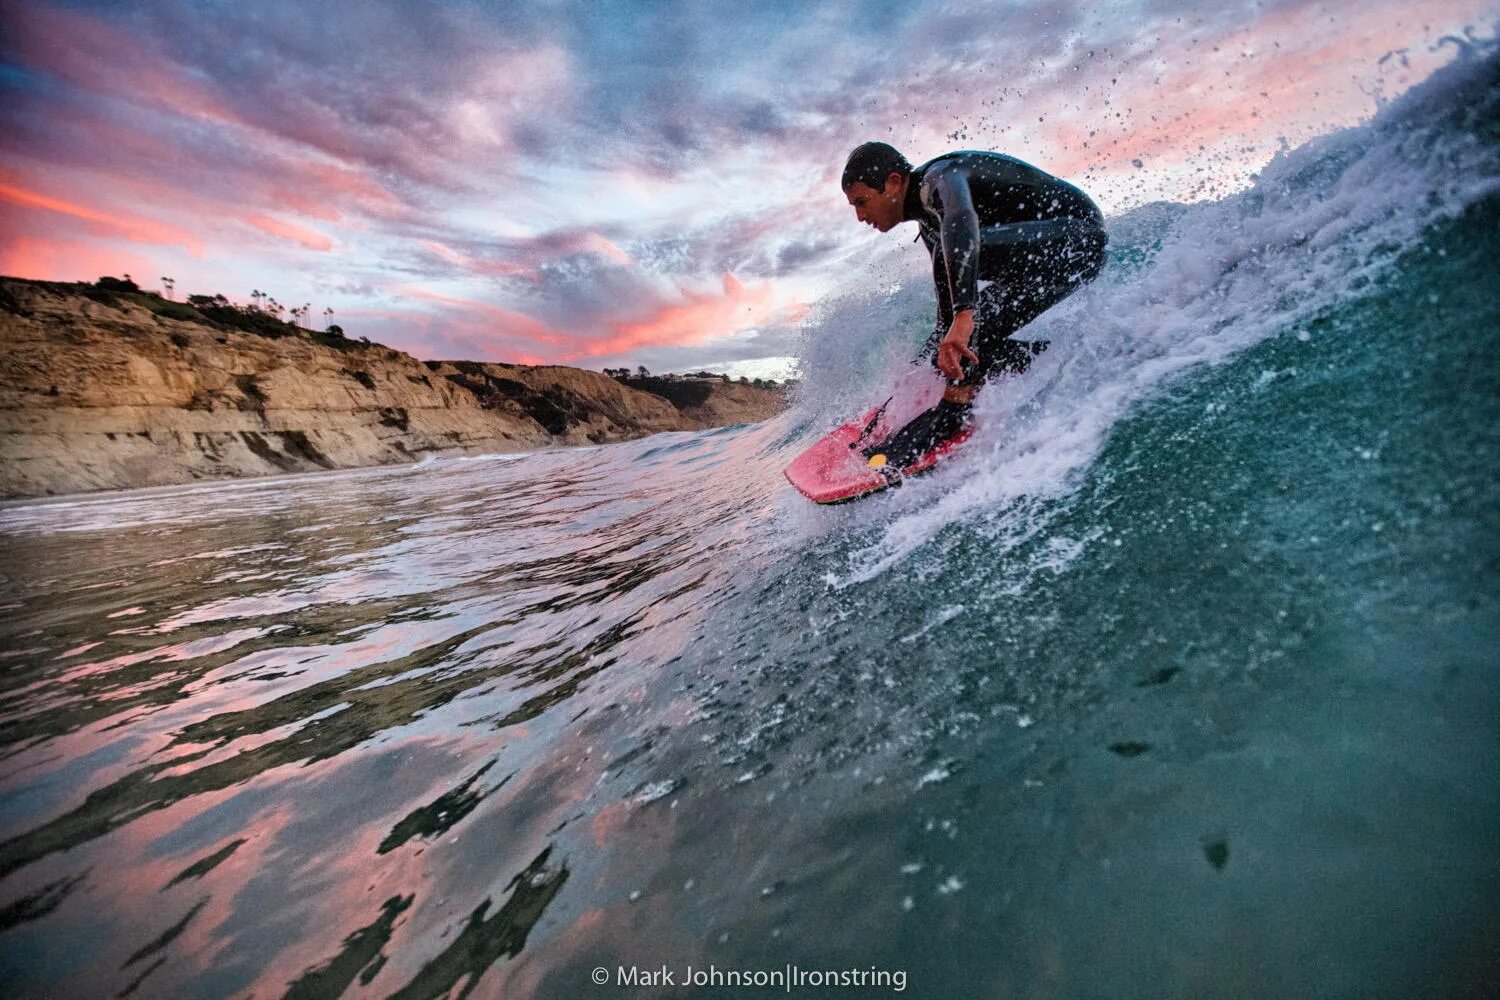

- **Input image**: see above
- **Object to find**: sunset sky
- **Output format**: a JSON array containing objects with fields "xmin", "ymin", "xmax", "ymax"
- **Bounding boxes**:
[{"xmin": 0, "ymin": 0, "xmax": 1490, "ymax": 377}]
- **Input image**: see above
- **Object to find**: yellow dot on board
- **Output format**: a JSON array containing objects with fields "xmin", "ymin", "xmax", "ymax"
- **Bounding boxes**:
[{"xmin": 866, "ymin": 453, "xmax": 888, "ymax": 469}]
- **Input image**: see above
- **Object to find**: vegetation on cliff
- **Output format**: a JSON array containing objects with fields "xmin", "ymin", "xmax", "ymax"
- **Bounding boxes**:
[{"xmin": 0, "ymin": 275, "xmax": 361, "ymax": 352}]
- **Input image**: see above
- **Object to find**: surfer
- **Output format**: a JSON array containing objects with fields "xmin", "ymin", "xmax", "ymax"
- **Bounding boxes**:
[{"xmin": 841, "ymin": 141, "xmax": 1107, "ymax": 462}]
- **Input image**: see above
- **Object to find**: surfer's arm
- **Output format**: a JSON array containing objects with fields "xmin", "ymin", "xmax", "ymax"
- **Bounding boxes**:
[
  {"xmin": 923, "ymin": 165, "xmax": 981, "ymax": 383},
  {"xmin": 928, "ymin": 164, "xmax": 982, "ymax": 315},
  {"xmin": 930, "ymin": 243, "xmax": 954, "ymax": 340}
]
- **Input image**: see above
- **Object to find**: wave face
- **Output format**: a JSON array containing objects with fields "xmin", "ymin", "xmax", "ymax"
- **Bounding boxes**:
[{"xmin": 1, "ymin": 45, "xmax": 1498, "ymax": 1000}]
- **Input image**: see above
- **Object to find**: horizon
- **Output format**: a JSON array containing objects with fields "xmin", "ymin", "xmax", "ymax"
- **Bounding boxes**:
[{"xmin": 0, "ymin": 1, "xmax": 1490, "ymax": 378}]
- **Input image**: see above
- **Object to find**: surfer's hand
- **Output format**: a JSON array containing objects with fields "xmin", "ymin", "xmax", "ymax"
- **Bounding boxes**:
[{"xmin": 937, "ymin": 311, "xmax": 979, "ymax": 382}]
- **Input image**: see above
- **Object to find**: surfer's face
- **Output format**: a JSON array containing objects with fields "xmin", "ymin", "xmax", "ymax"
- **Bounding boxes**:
[{"xmin": 845, "ymin": 174, "xmax": 905, "ymax": 232}]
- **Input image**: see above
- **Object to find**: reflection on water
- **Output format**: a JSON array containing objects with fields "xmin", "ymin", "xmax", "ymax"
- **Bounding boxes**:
[{"xmin": 0, "ymin": 430, "xmax": 795, "ymax": 998}]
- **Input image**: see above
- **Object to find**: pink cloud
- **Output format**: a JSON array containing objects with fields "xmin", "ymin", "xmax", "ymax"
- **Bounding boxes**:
[
  {"xmin": 372, "ymin": 312, "xmax": 554, "ymax": 367},
  {"xmin": 365, "ymin": 287, "xmax": 572, "ymax": 363},
  {"xmin": 397, "ymin": 286, "xmax": 573, "ymax": 346},
  {"xmin": 0, "ymin": 163, "xmax": 344, "ymax": 259},
  {"xmin": 5, "ymin": 4, "xmax": 421, "ymax": 240},
  {"xmin": 0, "ymin": 233, "xmax": 156, "ymax": 284},
  {"xmin": 579, "ymin": 233, "xmax": 634, "ymax": 267},
  {"xmin": 0, "ymin": 177, "xmax": 204, "ymax": 254},
  {"xmin": 559, "ymin": 272, "xmax": 780, "ymax": 361},
  {"xmin": 417, "ymin": 230, "xmax": 636, "ymax": 283},
  {"xmin": 240, "ymin": 213, "xmax": 333, "ymax": 252},
  {"xmin": 354, "ymin": 273, "xmax": 797, "ymax": 366},
  {"xmin": 420, "ymin": 241, "xmax": 536, "ymax": 281},
  {"xmin": 3, "ymin": 97, "xmax": 409, "ymax": 236},
  {"xmin": 253, "ymin": 160, "xmax": 410, "ymax": 224}
]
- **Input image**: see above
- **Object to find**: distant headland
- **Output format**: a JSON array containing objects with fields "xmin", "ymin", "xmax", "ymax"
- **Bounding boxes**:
[{"xmin": 0, "ymin": 276, "xmax": 790, "ymax": 499}]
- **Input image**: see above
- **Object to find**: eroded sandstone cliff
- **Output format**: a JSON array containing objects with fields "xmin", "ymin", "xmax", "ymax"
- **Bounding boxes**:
[{"xmin": 0, "ymin": 279, "xmax": 786, "ymax": 498}]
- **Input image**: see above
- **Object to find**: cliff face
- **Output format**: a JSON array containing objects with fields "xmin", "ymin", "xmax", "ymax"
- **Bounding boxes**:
[{"xmin": 0, "ymin": 280, "xmax": 786, "ymax": 498}]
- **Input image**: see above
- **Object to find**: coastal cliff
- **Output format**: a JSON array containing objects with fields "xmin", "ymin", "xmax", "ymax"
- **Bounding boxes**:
[{"xmin": 0, "ymin": 278, "xmax": 787, "ymax": 498}]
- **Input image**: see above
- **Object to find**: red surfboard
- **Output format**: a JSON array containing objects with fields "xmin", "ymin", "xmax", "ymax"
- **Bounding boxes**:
[{"xmin": 784, "ymin": 373, "xmax": 972, "ymax": 504}]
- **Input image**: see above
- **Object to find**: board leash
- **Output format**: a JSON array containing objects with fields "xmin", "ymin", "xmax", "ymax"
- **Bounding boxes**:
[{"xmin": 849, "ymin": 396, "xmax": 894, "ymax": 450}]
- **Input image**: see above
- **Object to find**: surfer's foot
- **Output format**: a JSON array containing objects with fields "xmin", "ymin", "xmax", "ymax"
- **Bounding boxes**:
[
  {"xmin": 866, "ymin": 398, "xmax": 973, "ymax": 468},
  {"xmin": 943, "ymin": 384, "xmax": 978, "ymax": 405}
]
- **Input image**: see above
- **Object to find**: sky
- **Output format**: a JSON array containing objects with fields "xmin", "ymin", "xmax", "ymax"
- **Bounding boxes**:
[{"xmin": 0, "ymin": 0, "xmax": 1492, "ymax": 378}]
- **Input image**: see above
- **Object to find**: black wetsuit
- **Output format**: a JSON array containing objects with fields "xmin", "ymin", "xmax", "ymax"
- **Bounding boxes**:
[{"xmin": 903, "ymin": 150, "xmax": 1107, "ymax": 384}]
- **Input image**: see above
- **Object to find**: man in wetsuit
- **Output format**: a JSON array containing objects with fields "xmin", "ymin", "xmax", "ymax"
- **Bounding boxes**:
[{"xmin": 841, "ymin": 141, "xmax": 1107, "ymax": 461}]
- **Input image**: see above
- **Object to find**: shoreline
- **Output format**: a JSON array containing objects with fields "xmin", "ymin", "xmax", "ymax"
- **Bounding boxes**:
[{"xmin": 0, "ymin": 423, "xmax": 771, "ymax": 508}]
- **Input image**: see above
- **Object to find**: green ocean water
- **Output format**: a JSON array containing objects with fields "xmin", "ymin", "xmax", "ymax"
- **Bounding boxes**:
[{"xmin": 0, "ymin": 45, "xmax": 1496, "ymax": 1000}]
